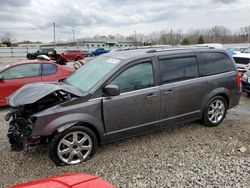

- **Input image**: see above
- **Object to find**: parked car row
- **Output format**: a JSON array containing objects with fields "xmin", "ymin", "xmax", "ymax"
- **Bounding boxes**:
[
  {"xmin": 4, "ymin": 47, "xmax": 241, "ymax": 166},
  {"xmin": 224, "ymin": 47, "xmax": 250, "ymax": 93},
  {"xmin": 27, "ymin": 48, "xmax": 110, "ymax": 61}
]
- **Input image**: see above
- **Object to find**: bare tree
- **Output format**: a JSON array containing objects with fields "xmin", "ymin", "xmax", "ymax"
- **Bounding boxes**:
[{"xmin": 0, "ymin": 32, "xmax": 15, "ymax": 47}]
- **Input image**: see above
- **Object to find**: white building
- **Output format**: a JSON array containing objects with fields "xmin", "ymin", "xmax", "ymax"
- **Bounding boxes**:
[
  {"xmin": 76, "ymin": 38, "xmax": 134, "ymax": 49},
  {"xmin": 17, "ymin": 43, "xmax": 41, "ymax": 48}
]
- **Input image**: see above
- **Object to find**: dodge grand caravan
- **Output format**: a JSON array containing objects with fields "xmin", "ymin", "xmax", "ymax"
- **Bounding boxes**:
[{"xmin": 6, "ymin": 47, "xmax": 241, "ymax": 165}]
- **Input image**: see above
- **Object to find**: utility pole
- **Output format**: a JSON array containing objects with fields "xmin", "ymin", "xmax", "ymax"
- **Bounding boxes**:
[
  {"xmin": 170, "ymin": 28, "xmax": 173, "ymax": 46},
  {"xmin": 53, "ymin": 22, "xmax": 56, "ymax": 44},
  {"xmin": 134, "ymin": 31, "xmax": 137, "ymax": 47},
  {"xmin": 72, "ymin": 28, "xmax": 75, "ymax": 45},
  {"xmin": 248, "ymin": 25, "xmax": 250, "ymax": 44}
]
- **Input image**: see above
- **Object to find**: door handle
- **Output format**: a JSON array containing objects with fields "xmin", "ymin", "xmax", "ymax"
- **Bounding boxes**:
[
  {"xmin": 146, "ymin": 93, "xmax": 158, "ymax": 98},
  {"xmin": 163, "ymin": 89, "xmax": 173, "ymax": 95}
]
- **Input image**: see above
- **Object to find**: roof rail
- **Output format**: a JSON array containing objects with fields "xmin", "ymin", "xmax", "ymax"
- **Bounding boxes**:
[
  {"xmin": 146, "ymin": 46, "xmax": 214, "ymax": 53},
  {"xmin": 112, "ymin": 45, "xmax": 171, "ymax": 52}
]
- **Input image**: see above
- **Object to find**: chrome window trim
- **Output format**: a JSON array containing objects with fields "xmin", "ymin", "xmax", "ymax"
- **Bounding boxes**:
[{"xmin": 88, "ymin": 86, "xmax": 159, "ymax": 101}]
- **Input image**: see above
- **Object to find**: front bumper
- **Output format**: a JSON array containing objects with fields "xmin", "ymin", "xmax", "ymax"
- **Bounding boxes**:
[
  {"xmin": 242, "ymin": 80, "xmax": 250, "ymax": 93},
  {"xmin": 7, "ymin": 119, "xmax": 26, "ymax": 151},
  {"xmin": 6, "ymin": 111, "xmax": 39, "ymax": 151}
]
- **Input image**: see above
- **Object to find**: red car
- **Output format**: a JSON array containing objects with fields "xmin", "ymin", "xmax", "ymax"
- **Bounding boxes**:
[
  {"xmin": 0, "ymin": 60, "xmax": 74, "ymax": 106},
  {"xmin": 60, "ymin": 50, "xmax": 85, "ymax": 61},
  {"xmin": 8, "ymin": 173, "xmax": 116, "ymax": 188}
]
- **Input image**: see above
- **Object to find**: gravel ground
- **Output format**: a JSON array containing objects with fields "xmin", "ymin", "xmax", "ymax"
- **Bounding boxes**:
[{"xmin": 0, "ymin": 95, "xmax": 250, "ymax": 187}]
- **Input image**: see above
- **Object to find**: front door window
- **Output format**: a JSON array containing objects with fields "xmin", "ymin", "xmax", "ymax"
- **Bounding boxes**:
[
  {"xmin": 111, "ymin": 63, "xmax": 153, "ymax": 93},
  {"xmin": 1, "ymin": 64, "xmax": 41, "ymax": 79}
]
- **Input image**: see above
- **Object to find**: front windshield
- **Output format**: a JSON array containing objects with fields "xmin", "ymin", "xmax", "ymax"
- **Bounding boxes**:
[
  {"xmin": 66, "ymin": 56, "xmax": 120, "ymax": 92},
  {"xmin": 243, "ymin": 48, "xmax": 250, "ymax": 53}
]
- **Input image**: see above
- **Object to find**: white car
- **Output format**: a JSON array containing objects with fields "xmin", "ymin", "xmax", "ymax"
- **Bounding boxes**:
[{"xmin": 233, "ymin": 48, "xmax": 250, "ymax": 73}]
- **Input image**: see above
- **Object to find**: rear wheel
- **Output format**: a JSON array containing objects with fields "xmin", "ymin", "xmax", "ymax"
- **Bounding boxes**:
[
  {"xmin": 48, "ymin": 126, "xmax": 97, "ymax": 166},
  {"xmin": 202, "ymin": 96, "xmax": 227, "ymax": 127}
]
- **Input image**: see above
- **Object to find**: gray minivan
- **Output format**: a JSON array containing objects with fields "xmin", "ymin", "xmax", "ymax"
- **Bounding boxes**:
[{"xmin": 6, "ymin": 47, "xmax": 241, "ymax": 165}]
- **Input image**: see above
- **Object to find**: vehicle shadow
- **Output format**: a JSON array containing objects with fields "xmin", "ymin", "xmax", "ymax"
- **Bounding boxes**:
[{"xmin": 0, "ymin": 106, "xmax": 9, "ymax": 111}]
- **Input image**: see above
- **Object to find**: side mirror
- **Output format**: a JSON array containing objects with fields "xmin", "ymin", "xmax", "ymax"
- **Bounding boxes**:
[{"xmin": 103, "ymin": 84, "xmax": 120, "ymax": 97}]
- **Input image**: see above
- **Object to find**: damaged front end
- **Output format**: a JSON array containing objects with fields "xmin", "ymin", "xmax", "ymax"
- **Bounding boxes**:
[
  {"xmin": 6, "ymin": 82, "xmax": 84, "ymax": 151},
  {"xmin": 6, "ymin": 107, "xmax": 35, "ymax": 151}
]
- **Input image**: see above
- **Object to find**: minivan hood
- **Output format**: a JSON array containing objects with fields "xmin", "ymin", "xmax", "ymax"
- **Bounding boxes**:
[{"xmin": 8, "ymin": 82, "xmax": 84, "ymax": 107}]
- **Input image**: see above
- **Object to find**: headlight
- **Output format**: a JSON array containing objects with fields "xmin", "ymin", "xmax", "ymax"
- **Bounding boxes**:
[{"xmin": 248, "ymin": 77, "xmax": 250, "ymax": 84}]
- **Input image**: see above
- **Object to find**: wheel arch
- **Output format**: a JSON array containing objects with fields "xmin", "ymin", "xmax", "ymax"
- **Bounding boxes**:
[
  {"xmin": 216, "ymin": 93, "xmax": 229, "ymax": 108},
  {"xmin": 201, "ymin": 87, "xmax": 230, "ymax": 113}
]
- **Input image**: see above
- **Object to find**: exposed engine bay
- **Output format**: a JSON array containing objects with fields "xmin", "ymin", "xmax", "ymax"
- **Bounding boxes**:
[{"xmin": 6, "ymin": 90, "xmax": 77, "ymax": 151}]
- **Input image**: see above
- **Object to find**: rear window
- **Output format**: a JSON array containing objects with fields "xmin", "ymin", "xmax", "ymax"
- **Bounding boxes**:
[
  {"xmin": 199, "ymin": 52, "xmax": 234, "ymax": 76},
  {"xmin": 159, "ymin": 56, "xmax": 198, "ymax": 84}
]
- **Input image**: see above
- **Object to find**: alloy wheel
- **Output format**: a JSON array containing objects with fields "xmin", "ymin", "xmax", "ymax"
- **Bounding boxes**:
[
  {"xmin": 57, "ymin": 131, "xmax": 93, "ymax": 165},
  {"xmin": 207, "ymin": 99, "xmax": 225, "ymax": 124}
]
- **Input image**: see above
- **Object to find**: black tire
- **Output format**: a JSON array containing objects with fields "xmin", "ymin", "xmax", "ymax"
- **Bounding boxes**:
[
  {"xmin": 27, "ymin": 54, "xmax": 32, "ymax": 59},
  {"xmin": 75, "ymin": 56, "xmax": 82, "ymax": 61},
  {"xmin": 202, "ymin": 96, "xmax": 228, "ymax": 127},
  {"xmin": 48, "ymin": 125, "xmax": 97, "ymax": 166}
]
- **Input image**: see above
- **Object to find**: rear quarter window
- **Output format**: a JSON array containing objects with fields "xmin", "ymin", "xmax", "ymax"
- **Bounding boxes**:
[
  {"xmin": 42, "ymin": 63, "xmax": 57, "ymax": 75},
  {"xmin": 199, "ymin": 52, "xmax": 234, "ymax": 76}
]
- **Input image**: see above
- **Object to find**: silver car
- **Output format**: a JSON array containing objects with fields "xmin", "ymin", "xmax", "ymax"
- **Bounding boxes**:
[{"xmin": 6, "ymin": 47, "xmax": 241, "ymax": 165}]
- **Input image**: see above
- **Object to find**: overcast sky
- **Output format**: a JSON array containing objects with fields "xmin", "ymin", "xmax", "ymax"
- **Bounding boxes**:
[{"xmin": 0, "ymin": 0, "xmax": 250, "ymax": 42}]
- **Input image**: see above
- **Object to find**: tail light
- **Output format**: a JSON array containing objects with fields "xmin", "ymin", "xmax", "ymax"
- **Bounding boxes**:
[{"xmin": 237, "ymin": 72, "xmax": 242, "ymax": 90}]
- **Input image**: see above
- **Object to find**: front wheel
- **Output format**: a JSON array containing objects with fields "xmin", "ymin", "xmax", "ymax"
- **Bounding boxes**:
[
  {"xmin": 48, "ymin": 126, "xmax": 97, "ymax": 166},
  {"xmin": 202, "ymin": 96, "xmax": 227, "ymax": 127}
]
